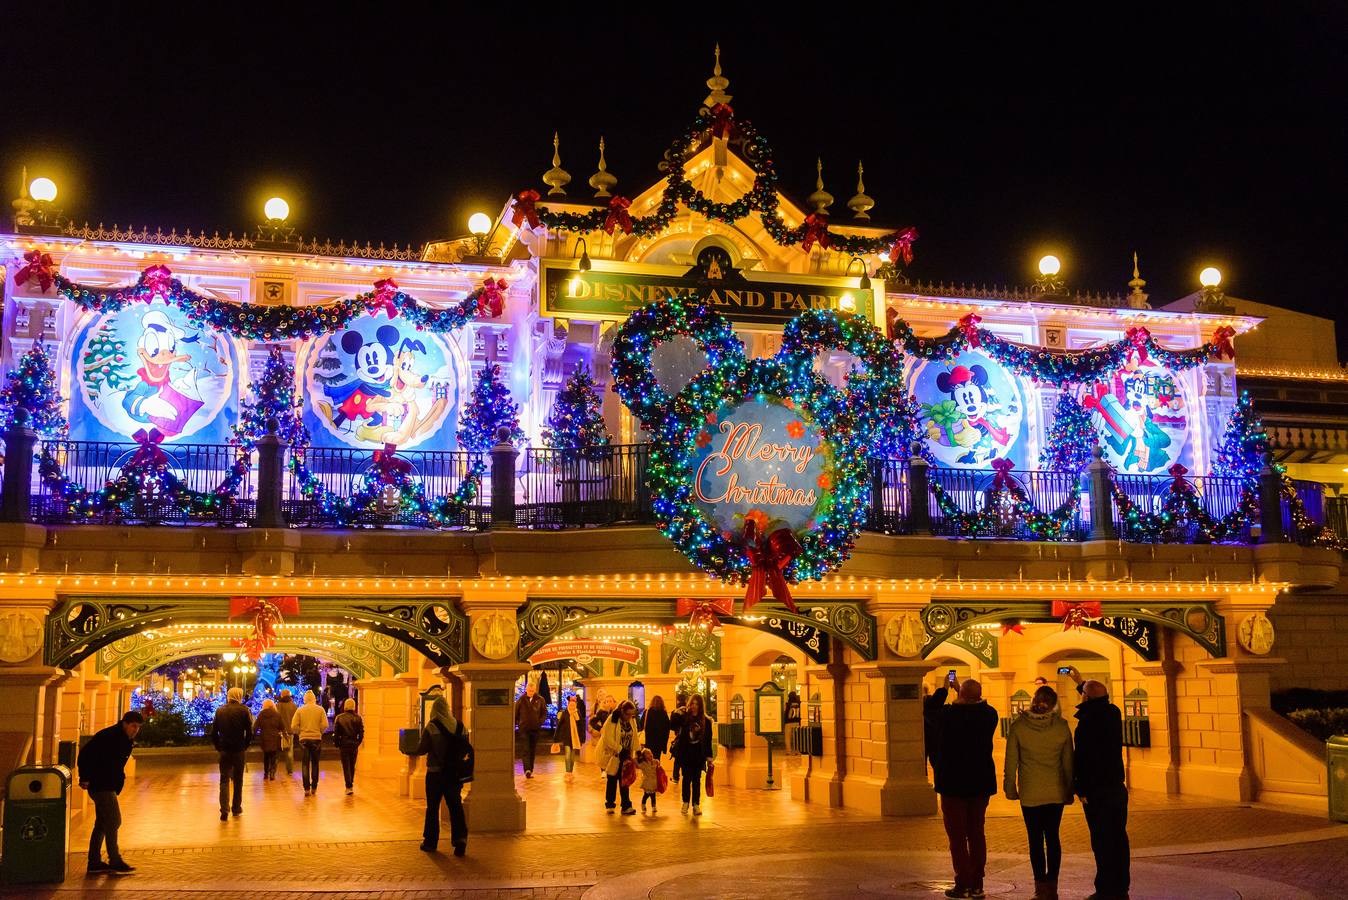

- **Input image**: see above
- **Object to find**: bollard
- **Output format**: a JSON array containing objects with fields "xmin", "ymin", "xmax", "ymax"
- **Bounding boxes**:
[
  {"xmin": 254, "ymin": 417, "xmax": 287, "ymax": 528},
  {"xmin": 1087, "ymin": 444, "xmax": 1118, "ymax": 541}
]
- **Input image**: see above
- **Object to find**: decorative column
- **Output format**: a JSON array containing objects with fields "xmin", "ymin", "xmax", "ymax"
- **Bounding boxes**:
[
  {"xmin": 0, "ymin": 408, "xmax": 37, "ymax": 524},
  {"xmin": 1131, "ymin": 632, "xmax": 1183, "ymax": 795},
  {"xmin": 0, "ymin": 601, "xmax": 70, "ymax": 792},
  {"xmin": 801, "ymin": 660, "xmax": 844, "ymax": 808},
  {"xmin": 845, "ymin": 659, "xmax": 939, "ymax": 815}
]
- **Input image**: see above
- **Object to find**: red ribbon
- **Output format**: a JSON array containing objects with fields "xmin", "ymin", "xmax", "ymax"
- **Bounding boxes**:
[
  {"xmin": 140, "ymin": 264, "xmax": 173, "ymax": 300},
  {"xmin": 603, "ymin": 196, "xmax": 633, "ymax": 235},
  {"xmin": 1212, "ymin": 325, "xmax": 1237, "ymax": 360},
  {"xmin": 229, "ymin": 596, "xmax": 300, "ymax": 657},
  {"xmin": 1168, "ymin": 463, "xmax": 1193, "ymax": 494},
  {"xmin": 991, "ymin": 457, "xmax": 1015, "ymax": 491},
  {"xmin": 889, "ymin": 226, "xmax": 918, "ymax": 266},
  {"xmin": 1052, "ymin": 600, "xmax": 1103, "ymax": 631},
  {"xmin": 129, "ymin": 428, "xmax": 169, "ymax": 467},
  {"xmin": 801, "ymin": 213, "xmax": 832, "ymax": 253},
  {"xmin": 15, "ymin": 250, "xmax": 54, "ymax": 292},
  {"xmin": 957, "ymin": 312, "xmax": 983, "ymax": 348},
  {"xmin": 511, "ymin": 189, "xmax": 541, "ymax": 230},
  {"xmin": 709, "ymin": 103, "xmax": 735, "ymax": 140},
  {"xmin": 1001, "ymin": 621, "xmax": 1025, "ymax": 636},
  {"xmin": 479, "ymin": 278, "xmax": 507, "ymax": 318},
  {"xmin": 1124, "ymin": 326, "xmax": 1152, "ymax": 365},
  {"xmin": 369, "ymin": 278, "xmax": 400, "ymax": 318},
  {"xmin": 373, "ymin": 443, "xmax": 413, "ymax": 478},
  {"xmin": 742, "ymin": 519, "xmax": 802, "ymax": 613},
  {"xmin": 675, "ymin": 596, "xmax": 735, "ymax": 631}
]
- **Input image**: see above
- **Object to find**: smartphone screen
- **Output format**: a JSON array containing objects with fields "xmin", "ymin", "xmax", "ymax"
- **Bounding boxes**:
[{"xmin": 1057, "ymin": 666, "xmax": 1072, "ymax": 675}]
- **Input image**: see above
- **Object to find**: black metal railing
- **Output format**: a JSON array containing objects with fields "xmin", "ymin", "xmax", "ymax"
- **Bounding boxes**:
[
  {"xmin": 516, "ymin": 445, "xmax": 654, "ymax": 528},
  {"xmin": 1111, "ymin": 473, "xmax": 1255, "ymax": 543},
  {"xmin": 927, "ymin": 466, "xmax": 1088, "ymax": 540},
  {"xmin": 284, "ymin": 446, "xmax": 485, "ymax": 528},
  {"xmin": 867, "ymin": 458, "xmax": 910, "ymax": 534}
]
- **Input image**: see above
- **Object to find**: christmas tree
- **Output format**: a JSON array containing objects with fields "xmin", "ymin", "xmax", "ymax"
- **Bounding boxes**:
[
  {"xmin": 1211, "ymin": 391, "xmax": 1268, "ymax": 483},
  {"xmin": 0, "ymin": 343, "xmax": 68, "ymax": 438},
  {"xmin": 1040, "ymin": 392, "xmax": 1096, "ymax": 473},
  {"xmin": 457, "ymin": 363, "xmax": 525, "ymax": 452},
  {"xmin": 233, "ymin": 346, "xmax": 309, "ymax": 451},
  {"xmin": 312, "ymin": 341, "xmax": 346, "ymax": 387},
  {"xmin": 80, "ymin": 320, "xmax": 135, "ymax": 395},
  {"xmin": 541, "ymin": 367, "xmax": 611, "ymax": 459}
]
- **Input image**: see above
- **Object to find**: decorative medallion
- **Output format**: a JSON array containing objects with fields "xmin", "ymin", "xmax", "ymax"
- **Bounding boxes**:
[
  {"xmin": 884, "ymin": 612, "xmax": 927, "ymax": 659},
  {"xmin": 470, "ymin": 611, "xmax": 520, "ymax": 661},
  {"xmin": 0, "ymin": 612, "xmax": 44, "ymax": 664},
  {"xmin": 1236, "ymin": 612, "xmax": 1275, "ymax": 656}
]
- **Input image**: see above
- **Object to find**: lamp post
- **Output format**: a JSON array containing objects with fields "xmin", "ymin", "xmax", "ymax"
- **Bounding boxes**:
[
  {"xmin": 1034, "ymin": 254, "xmax": 1065, "ymax": 294},
  {"xmin": 1195, "ymin": 266, "xmax": 1233, "ymax": 313},
  {"xmin": 14, "ymin": 174, "xmax": 66, "ymax": 234},
  {"xmin": 257, "ymin": 196, "xmax": 296, "ymax": 247},
  {"xmin": 467, "ymin": 212, "xmax": 494, "ymax": 257}
]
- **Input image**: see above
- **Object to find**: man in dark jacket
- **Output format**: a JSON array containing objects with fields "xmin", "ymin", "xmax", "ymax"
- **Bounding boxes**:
[
  {"xmin": 208, "ymin": 687, "xmax": 253, "ymax": 821},
  {"xmin": 333, "ymin": 698, "xmax": 365, "ymax": 795},
  {"xmin": 78, "ymin": 710, "xmax": 144, "ymax": 875},
  {"xmin": 1074, "ymin": 680, "xmax": 1130, "ymax": 900},
  {"xmin": 933, "ymin": 679, "xmax": 999, "ymax": 899},
  {"xmin": 415, "ymin": 696, "xmax": 474, "ymax": 856},
  {"xmin": 513, "ymin": 680, "xmax": 546, "ymax": 778}
]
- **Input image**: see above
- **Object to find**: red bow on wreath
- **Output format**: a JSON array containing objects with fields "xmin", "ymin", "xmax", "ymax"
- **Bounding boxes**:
[
  {"xmin": 229, "ymin": 596, "xmax": 300, "ymax": 657},
  {"xmin": 991, "ymin": 457, "xmax": 1015, "ymax": 491},
  {"xmin": 742, "ymin": 518, "xmax": 802, "ymax": 613},
  {"xmin": 889, "ymin": 226, "xmax": 918, "ymax": 266},
  {"xmin": 129, "ymin": 428, "xmax": 169, "ymax": 468},
  {"xmin": 373, "ymin": 443, "xmax": 412, "ymax": 478},
  {"xmin": 140, "ymin": 264, "xmax": 173, "ymax": 300},
  {"xmin": 1052, "ymin": 600, "xmax": 1102, "ymax": 631},
  {"xmin": 709, "ymin": 103, "xmax": 736, "ymax": 139},
  {"xmin": 478, "ymin": 277, "xmax": 507, "ymax": 318},
  {"xmin": 603, "ymin": 196, "xmax": 633, "ymax": 235},
  {"xmin": 1124, "ymin": 326, "xmax": 1152, "ymax": 365},
  {"xmin": 511, "ymin": 189, "xmax": 541, "ymax": 230},
  {"xmin": 369, "ymin": 278, "xmax": 400, "ymax": 318},
  {"xmin": 15, "ymin": 250, "xmax": 55, "ymax": 292},
  {"xmin": 1211, "ymin": 325, "xmax": 1237, "ymax": 360},
  {"xmin": 676, "ymin": 596, "xmax": 735, "ymax": 631},
  {"xmin": 957, "ymin": 313, "xmax": 983, "ymax": 348},
  {"xmin": 801, "ymin": 213, "xmax": 832, "ymax": 254}
]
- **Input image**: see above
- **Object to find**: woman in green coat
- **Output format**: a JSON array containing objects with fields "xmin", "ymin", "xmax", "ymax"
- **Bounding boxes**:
[{"xmin": 1004, "ymin": 685, "xmax": 1074, "ymax": 900}]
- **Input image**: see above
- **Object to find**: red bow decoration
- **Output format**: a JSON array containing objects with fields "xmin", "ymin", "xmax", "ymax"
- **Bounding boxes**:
[
  {"xmin": 1212, "ymin": 325, "xmax": 1237, "ymax": 360},
  {"xmin": 478, "ymin": 277, "xmax": 507, "ymax": 318},
  {"xmin": 1001, "ymin": 621, "xmax": 1025, "ymax": 636},
  {"xmin": 229, "ymin": 596, "xmax": 301, "ymax": 657},
  {"xmin": 373, "ymin": 443, "xmax": 413, "ymax": 479},
  {"xmin": 801, "ymin": 213, "xmax": 832, "ymax": 253},
  {"xmin": 957, "ymin": 312, "xmax": 983, "ymax": 348},
  {"xmin": 676, "ymin": 596, "xmax": 735, "ymax": 631},
  {"xmin": 140, "ymin": 264, "xmax": 173, "ymax": 300},
  {"xmin": 1052, "ymin": 600, "xmax": 1103, "ymax": 631},
  {"xmin": 129, "ymin": 428, "xmax": 169, "ymax": 467},
  {"xmin": 709, "ymin": 103, "xmax": 736, "ymax": 139},
  {"xmin": 1124, "ymin": 326, "xmax": 1152, "ymax": 365},
  {"xmin": 1168, "ymin": 463, "xmax": 1193, "ymax": 493},
  {"xmin": 15, "ymin": 250, "xmax": 55, "ymax": 292},
  {"xmin": 742, "ymin": 519, "xmax": 802, "ymax": 613},
  {"xmin": 511, "ymin": 189, "xmax": 541, "ymax": 230},
  {"xmin": 369, "ymin": 278, "xmax": 400, "ymax": 318},
  {"xmin": 889, "ymin": 226, "xmax": 918, "ymax": 266},
  {"xmin": 990, "ymin": 457, "xmax": 1015, "ymax": 491},
  {"xmin": 603, "ymin": 196, "xmax": 633, "ymax": 235}
]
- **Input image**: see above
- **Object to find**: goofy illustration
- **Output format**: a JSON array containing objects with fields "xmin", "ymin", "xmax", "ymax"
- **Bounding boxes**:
[
  {"xmin": 355, "ymin": 337, "xmax": 449, "ymax": 445},
  {"xmin": 1082, "ymin": 369, "xmax": 1172, "ymax": 472}
]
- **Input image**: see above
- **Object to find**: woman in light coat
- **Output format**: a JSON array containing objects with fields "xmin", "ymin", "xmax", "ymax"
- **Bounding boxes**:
[
  {"xmin": 1004, "ymin": 685, "xmax": 1074, "ymax": 900},
  {"xmin": 596, "ymin": 699, "xmax": 638, "ymax": 815}
]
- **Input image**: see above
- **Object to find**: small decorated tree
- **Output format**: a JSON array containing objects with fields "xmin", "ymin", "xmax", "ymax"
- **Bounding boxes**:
[
  {"xmin": 1211, "ymin": 391, "xmax": 1268, "ymax": 483},
  {"xmin": 0, "ymin": 343, "xmax": 68, "ymax": 438},
  {"xmin": 542, "ymin": 367, "xmax": 611, "ymax": 459},
  {"xmin": 233, "ymin": 346, "xmax": 309, "ymax": 451},
  {"xmin": 80, "ymin": 320, "xmax": 135, "ymax": 395},
  {"xmin": 1040, "ymin": 391, "xmax": 1096, "ymax": 474},
  {"xmin": 457, "ymin": 363, "xmax": 525, "ymax": 452}
]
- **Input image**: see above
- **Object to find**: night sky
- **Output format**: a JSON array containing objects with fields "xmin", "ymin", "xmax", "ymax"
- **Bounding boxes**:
[{"xmin": 5, "ymin": 6, "xmax": 1346, "ymax": 348}]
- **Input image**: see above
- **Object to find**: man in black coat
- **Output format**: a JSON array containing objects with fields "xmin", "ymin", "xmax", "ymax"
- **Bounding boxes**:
[
  {"xmin": 513, "ymin": 680, "xmax": 546, "ymax": 778},
  {"xmin": 208, "ymin": 687, "xmax": 253, "ymax": 821},
  {"xmin": 78, "ymin": 710, "xmax": 144, "ymax": 875},
  {"xmin": 933, "ymin": 679, "xmax": 998, "ymax": 899},
  {"xmin": 1074, "ymin": 680, "xmax": 1130, "ymax": 900}
]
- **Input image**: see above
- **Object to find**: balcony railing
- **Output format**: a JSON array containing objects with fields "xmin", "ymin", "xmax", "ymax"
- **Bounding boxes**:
[{"xmin": 285, "ymin": 446, "xmax": 485, "ymax": 528}]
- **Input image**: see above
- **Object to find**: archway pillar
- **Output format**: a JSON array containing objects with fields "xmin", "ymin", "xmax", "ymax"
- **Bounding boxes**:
[
  {"xmin": 843, "ymin": 660, "xmax": 938, "ymax": 816},
  {"xmin": 1131, "ymin": 653, "xmax": 1183, "ymax": 795}
]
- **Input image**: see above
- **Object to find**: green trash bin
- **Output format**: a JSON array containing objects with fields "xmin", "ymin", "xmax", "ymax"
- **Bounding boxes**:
[
  {"xmin": 1330, "ymin": 735, "xmax": 1348, "ymax": 823},
  {"xmin": 1, "ymin": 765, "xmax": 71, "ymax": 885}
]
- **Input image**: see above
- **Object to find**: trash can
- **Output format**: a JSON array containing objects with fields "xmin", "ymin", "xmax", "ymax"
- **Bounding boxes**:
[
  {"xmin": 1330, "ymin": 735, "xmax": 1348, "ymax": 823},
  {"xmin": 2, "ymin": 765, "xmax": 71, "ymax": 885}
]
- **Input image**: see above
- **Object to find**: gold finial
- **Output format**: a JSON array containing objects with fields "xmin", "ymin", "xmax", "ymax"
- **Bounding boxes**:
[
  {"xmin": 12, "ymin": 165, "xmax": 35, "ymax": 226},
  {"xmin": 588, "ymin": 136, "xmax": 617, "ymax": 199},
  {"xmin": 543, "ymin": 132, "xmax": 571, "ymax": 197},
  {"xmin": 847, "ymin": 161, "xmax": 874, "ymax": 220},
  {"xmin": 1127, "ymin": 251, "xmax": 1150, "ymax": 309},
  {"xmin": 704, "ymin": 43, "xmax": 732, "ymax": 108},
  {"xmin": 807, "ymin": 157, "xmax": 834, "ymax": 214}
]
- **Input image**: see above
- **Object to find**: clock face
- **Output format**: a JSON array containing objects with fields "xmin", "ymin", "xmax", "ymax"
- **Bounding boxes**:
[{"xmin": 1237, "ymin": 613, "xmax": 1275, "ymax": 656}]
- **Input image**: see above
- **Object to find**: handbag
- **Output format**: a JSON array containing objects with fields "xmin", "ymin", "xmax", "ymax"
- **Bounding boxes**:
[
  {"xmin": 704, "ymin": 760, "xmax": 715, "ymax": 797},
  {"xmin": 620, "ymin": 757, "xmax": 638, "ymax": 787},
  {"xmin": 550, "ymin": 742, "xmax": 561, "ymax": 754},
  {"xmin": 656, "ymin": 764, "xmax": 668, "ymax": 794}
]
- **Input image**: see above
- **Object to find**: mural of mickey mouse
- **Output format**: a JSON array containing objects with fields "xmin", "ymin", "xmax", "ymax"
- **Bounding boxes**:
[
  {"xmin": 927, "ymin": 364, "xmax": 1017, "ymax": 464},
  {"xmin": 317, "ymin": 324, "xmax": 399, "ymax": 433}
]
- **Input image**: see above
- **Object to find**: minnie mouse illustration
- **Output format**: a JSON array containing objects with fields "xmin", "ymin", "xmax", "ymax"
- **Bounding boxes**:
[{"xmin": 926, "ymin": 364, "xmax": 1017, "ymax": 465}]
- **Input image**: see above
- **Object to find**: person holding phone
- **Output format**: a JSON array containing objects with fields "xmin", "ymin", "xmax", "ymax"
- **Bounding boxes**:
[
  {"xmin": 934, "ymin": 679, "xmax": 999, "ymax": 899},
  {"xmin": 1004, "ymin": 685, "xmax": 1073, "ymax": 900}
]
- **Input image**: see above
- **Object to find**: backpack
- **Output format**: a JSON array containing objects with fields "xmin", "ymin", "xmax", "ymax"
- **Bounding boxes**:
[{"xmin": 433, "ymin": 719, "xmax": 475, "ymax": 784}]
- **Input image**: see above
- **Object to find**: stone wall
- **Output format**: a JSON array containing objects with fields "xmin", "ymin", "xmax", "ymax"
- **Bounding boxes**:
[{"xmin": 1267, "ymin": 593, "xmax": 1348, "ymax": 692}]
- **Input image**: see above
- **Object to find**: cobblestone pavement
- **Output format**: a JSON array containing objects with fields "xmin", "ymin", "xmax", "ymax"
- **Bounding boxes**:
[{"xmin": 3, "ymin": 755, "xmax": 1343, "ymax": 898}]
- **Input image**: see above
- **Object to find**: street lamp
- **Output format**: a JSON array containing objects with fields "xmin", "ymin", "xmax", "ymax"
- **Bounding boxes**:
[
  {"xmin": 257, "ymin": 195, "xmax": 296, "ymax": 244},
  {"xmin": 1195, "ymin": 265, "xmax": 1231, "ymax": 313},
  {"xmin": 1034, "ymin": 254, "xmax": 1065, "ymax": 293},
  {"xmin": 29, "ymin": 177, "xmax": 56, "ymax": 203},
  {"xmin": 1199, "ymin": 266, "xmax": 1222, "ymax": 288},
  {"xmin": 467, "ymin": 212, "xmax": 493, "ymax": 257},
  {"xmin": 14, "ymin": 174, "xmax": 65, "ymax": 231}
]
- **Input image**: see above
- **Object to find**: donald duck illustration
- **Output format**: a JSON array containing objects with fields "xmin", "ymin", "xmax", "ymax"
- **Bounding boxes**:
[{"xmin": 120, "ymin": 310, "xmax": 204, "ymax": 437}]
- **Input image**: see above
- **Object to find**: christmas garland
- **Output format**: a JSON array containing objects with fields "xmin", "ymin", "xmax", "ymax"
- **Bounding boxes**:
[
  {"xmin": 1279, "ymin": 469, "xmax": 1346, "ymax": 550},
  {"xmin": 512, "ymin": 105, "xmax": 920, "ymax": 259},
  {"xmin": 928, "ymin": 461, "xmax": 1082, "ymax": 540},
  {"xmin": 1108, "ymin": 465, "xmax": 1258, "ymax": 544},
  {"xmin": 288, "ymin": 449, "xmax": 485, "ymax": 528},
  {"xmin": 52, "ymin": 265, "xmax": 506, "ymax": 341}
]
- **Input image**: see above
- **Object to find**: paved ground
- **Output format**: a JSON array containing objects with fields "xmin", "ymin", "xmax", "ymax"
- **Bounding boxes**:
[{"xmin": 2, "ymin": 752, "xmax": 1344, "ymax": 898}]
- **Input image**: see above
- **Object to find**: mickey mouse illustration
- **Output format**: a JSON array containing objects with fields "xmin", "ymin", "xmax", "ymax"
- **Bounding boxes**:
[
  {"xmin": 317, "ymin": 325, "xmax": 399, "ymax": 433},
  {"xmin": 927, "ymin": 364, "xmax": 1016, "ymax": 464},
  {"xmin": 363, "ymin": 338, "xmax": 450, "ymax": 445}
]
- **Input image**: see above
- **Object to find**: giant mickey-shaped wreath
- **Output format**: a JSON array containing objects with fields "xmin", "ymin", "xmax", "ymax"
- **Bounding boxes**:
[{"xmin": 612, "ymin": 296, "xmax": 902, "ymax": 612}]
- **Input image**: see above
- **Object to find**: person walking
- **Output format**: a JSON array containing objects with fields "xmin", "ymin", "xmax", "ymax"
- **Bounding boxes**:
[
  {"xmin": 273, "ymin": 689, "xmax": 298, "ymax": 777},
  {"xmin": 597, "ymin": 698, "xmax": 639, "ymax": 815},
  {"xmin": 292, "ymin": 689, "xmax": 329, "ymax": 796},
  {"xmin": 209, "ymin": 687, "xmax": 253, "ymax": 821},
  {"xmin": 1004, "ymin": 685, "xmax": 1074, "ymax": 900},
  {"xmin": 333, "ymin": 697, "xmax": 365, "ymax": 795},
  {"xmin": 414, "ymin": 695, "xmax": 474, "ymax": 856},
  {"xmin": 671, "ymin": 693, "xmax": 714, "ymax": 817},
  {"xmin": 636, "ymin": 747, "xmax": 660, "ymax": 814},
  {"xmin": 1074, "ymin": 680, "xmax": 1130, "ymax": 900},
  {"xmin": 642, "ymin": 694, "xmax": 671, "ymax": 765},
  {"xmin": 78, "ymin": 710, "xmax": 144, "ymax": 875},
  {"xmin": 555, "ymin": 694, "xmax": 584, "ymax": 783},
  {"xmin": 514, "ymin": 679, "xmax": 546, "ymax": 779},
  {"xmin": 253, "ymin": 699, "xmax": 284, "ymax": 781},
  {"xmin": 934, "ymin": 679, "xmax": 999, "ymax": 899}
]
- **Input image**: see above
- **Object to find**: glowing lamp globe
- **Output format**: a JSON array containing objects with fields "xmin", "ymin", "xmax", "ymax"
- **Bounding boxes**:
[
  {"xmin": 1038, "ymin": 255, "xmax": 1061, "ymax": 277},
  {"xmin": 1199, "ymin": 266, "xmax": 1222, "ymax": 288},
  {"xmin": 468, "ymin": 212, "xmax": 492, "ymax": 235},
  {"xmin": 264, "ymin": 197, "xmax": 290, "ymax": 222},
  {"xmin": 29, "ymin": 177, "xmax": 57, "ymax": 203}
]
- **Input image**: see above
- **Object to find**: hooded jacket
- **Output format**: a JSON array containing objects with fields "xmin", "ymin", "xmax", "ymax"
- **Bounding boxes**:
[
  {"xmin": 1004, "ymin": 709, "xmax": 1074, "ymax": 806},
  {"xmin": 210, "ymin": 700, "xmax": 254, "ymax": 753},
  {"xmin": 291, "ymin": 691, "xmax": 330, "ymax": 742},
  {"xmin": 274, "ymin": 697, "xmax": 298, "ymax": 745},
  {"xmin": 416, "ymin": 696, "xmax": 474, "ymax": 782},
  {"xmin": 1073, "ymin": 694, "xmax": 1126, "ymax": 800}
]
